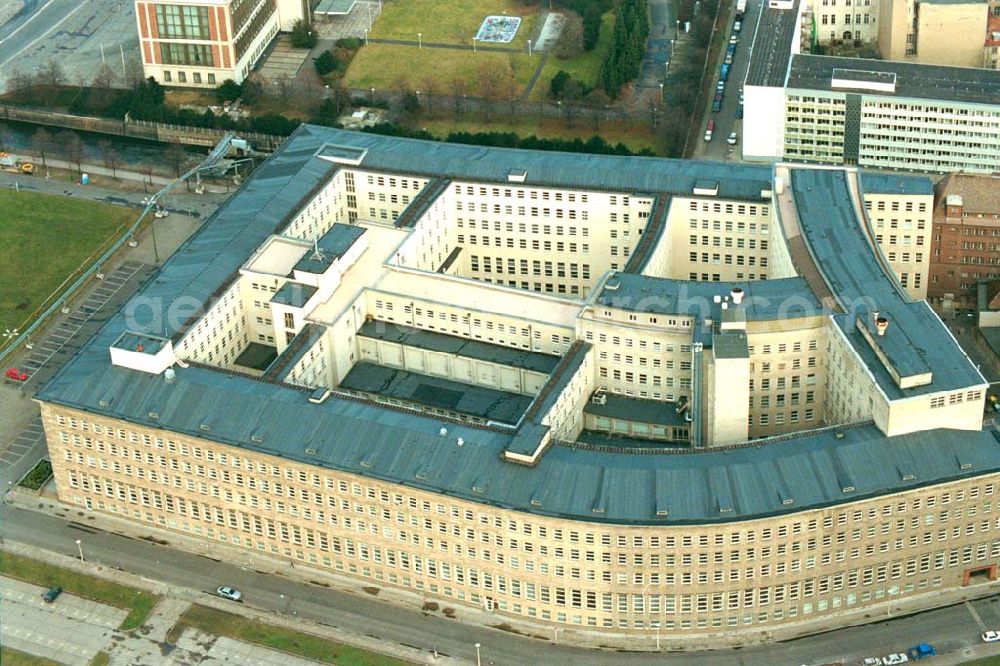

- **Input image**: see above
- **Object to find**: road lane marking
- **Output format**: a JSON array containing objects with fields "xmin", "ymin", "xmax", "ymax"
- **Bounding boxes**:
[{"xmin": 967, "ymin": 600, "xmax": 988, "ymax": 631}]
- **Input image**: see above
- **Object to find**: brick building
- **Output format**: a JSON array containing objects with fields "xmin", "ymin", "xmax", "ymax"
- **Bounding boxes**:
[{"xmin": 929, "ymin": 173, "xmax": 1000, "ymax": 307}]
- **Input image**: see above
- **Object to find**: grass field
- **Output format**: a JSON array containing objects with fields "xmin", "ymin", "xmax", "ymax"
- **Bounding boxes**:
[
  {"xmin": 0, "ymin": 646, "xmax": 62, "ymax": 666},
  {"xmin": 345, "ymin": 46, "xmax": 536, "ymax": 96},
  {"xmin": 370, "ymin": 0, "xmax": 540, "ymax": 49},
  {"xmin": 0, "ymin": 551, "xmax": 159, "ymax": 631},
  {"xmin": 532, "ymin": 11, "xmax": 615, "ymax": 100},
  {"xmin": 411, "ymin": 114, "xmax": 660, "ymax": 153},
  {"xmin": 0, "ymin": 190, "xmax": 136, "ymax": 342},
  {"xmin": 167, "ymin": 605, "xmax": 412, "ymax": 666}
]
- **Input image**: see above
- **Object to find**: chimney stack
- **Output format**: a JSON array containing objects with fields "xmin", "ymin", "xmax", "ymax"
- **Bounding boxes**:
[
  {"xmin": 876, "ymin": 316, "xmax": 889, "ymax": 336},
  {"xmin": 731, "ymin": 287, "xmax": 744, "ymax": 305}
]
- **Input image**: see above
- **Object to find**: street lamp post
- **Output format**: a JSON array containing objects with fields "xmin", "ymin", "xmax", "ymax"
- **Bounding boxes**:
[
  {"xmin": 660, "ymin": 82, "xmax": 664, "ymax": 102},
  {"xmin": 473, "ymin": 37, "xmax": 476, "ymax": 53},
  {"xmin": 417, "ymin": 32, "xmax": 422, "ymax": 50},
  {"xmin": 370, "ymin": 87, "xmax": 375, "ymax": 105},
  {"xmin": 75, "ymin": 539, "xmax": 85, "ymax": 562},
  {"xmin": 527, "ymin": 39, "xmax": 532, "ymax": 56},
  {"xmin": 474, "ymin": 642, "xmax": 481, "ymax": 666}
]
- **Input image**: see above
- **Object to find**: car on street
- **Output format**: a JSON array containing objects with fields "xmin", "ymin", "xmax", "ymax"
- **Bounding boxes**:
[
  {"xmin": 5, "ymin": 368, "xmax": 28, "ymax": 381},
  {"xmin": 730, "ymin": 35, "xmax": 739, "ymax": 44},
  {"xmin": 982, "ymin": 630, "xmax": 1000, "ymax": 642},
  {"xmin": 734, "ymin": 20, "xmax": 742, "ymax": 32},
  {"xmin": 704, "ymin": 120, "xmax": 716, "ymax": 141},
  {"xmin": 863, "ymin": 659, "xmax": 882, "ymax": 666},
  {"xmin": 216, "ymin": 586, "xmax": 242, "ymax": 601},
  {"xmin": 42, "ymin": 586, "xmax": 62, "ymax": 603},
  {"xmin": 717, "ymin": 80, "xmax": 726, "ymax": 91},
  {"xmin": 725, "ymin": 52, "xmax": 734, "ymax": 65},
  {"xmin": 882, "ymin": 654, "xmax": 909, "ymax": 665},
  {"xmin": 736, "ymin": 104, "xmax": 744, "ymax": 119},
  {"xmin": 727, "ymin": 131, "xmax": 739, "ymax": 145}
]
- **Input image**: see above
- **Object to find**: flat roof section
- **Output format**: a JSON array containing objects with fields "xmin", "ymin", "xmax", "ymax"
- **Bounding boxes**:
[
  {"xmin": 745, "ymin": 0, "xmax": 800, "ymax": 88},
  {"xmin": 358, "ymin": 320, "xmax": 560, "ymax": 374},
  {"xmin": 272, "ymin": 283, "xmax": 316, "ymax": 307},
  {"xmin": 339, "ymin": 362, "xmax": 533, "ymax": 424},
  {"xmin": 584, "ymin": 393, "xmax": 689, "ymax": 427},
  {"xmin": 788, "ymin": 54, "xmax": 1000, "ymax": 106},
  {"xmin": 596, "ymin": 273, "xmax": 822, "ymax": 321}
]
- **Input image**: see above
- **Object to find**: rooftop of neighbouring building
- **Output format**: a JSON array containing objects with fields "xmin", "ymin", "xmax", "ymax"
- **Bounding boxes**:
[
  {"xmin": 934, "ymin": 173, "xmax": 1000, "ymax": 215},
  {"xmin": 787, "ymin": 54, "xmax": 1000, "ymax": 105},
  {"xmin": 746, "ymin": 0, "xmax": 802, "ymax": 88}
]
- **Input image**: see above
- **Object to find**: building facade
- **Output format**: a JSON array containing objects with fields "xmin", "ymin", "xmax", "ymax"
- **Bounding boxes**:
[
  {"xmin": 37, "ymin": 128, "xmax": 995, "ymax": 647},
  {"xmin": 134, "ymin": 0, "xmax": 304, "ymax": 87},
  {"xmin": 928, "ymin": 173, "xmax": 1000, "ymax": 306},
  {"xmin": 879, "ymin": 0, "xmax": 988, "ymax": 65}
]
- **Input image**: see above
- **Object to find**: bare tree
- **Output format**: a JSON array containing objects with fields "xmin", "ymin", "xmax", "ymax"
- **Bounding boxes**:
[
  {"xmin": 99, "ymin": 140, "xmax": 120, "ymax": 179},
  {"xmin": 553, "ymin": 13, "xmax": 585, "ymax": 59},
  {"xmin": 164, "ymin": 143, "xmax": 188, "ymax": 177},
  {"xmin": 7, "ymin": 68, "xmax": 33, "ymax": 98},
  {"xmin": 419, "ymin": 75, "xmax": 440, "ymax": 112},
  {"xmin": 0, "ymin": 123, "xmax": 11, "ymax": 152},
  {"xmin": 477, "ymin": 60, "xmax": 508, "ymax": 121},
  {"xmin": 59, "ymin": 130, "xmax": 84, "ymax": 175},
  {"xmin": 450, "ymin": 78, "xmax": 466, "ymax": 118},
  {"xmin": 32, "ymin": 128, "xmax": 53, "ymax": 172},
  {"xmin": 40, "ymin": 59, "xmax": 67, "ymax": 87},
  {"xmin": 93, "ymin": 64, "xmax": 118, "ymax": 89}
]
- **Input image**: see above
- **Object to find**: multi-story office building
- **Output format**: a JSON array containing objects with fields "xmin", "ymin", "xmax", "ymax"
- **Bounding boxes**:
[
  {"xmin": 134, "ymin": 0, "xmax": 306, "ymax": 87},
  {"xmin": 986, "ymin": 8, "xmax": 1000, "ymax": 68},
  {"xmin": 37, "ymin": 128, "xmax": 996, "ymax": 647},
  {"xmin": 744, "ymin": 0, "xmax": 1000, "ymax": 173},
  {"xmin": 928, "ymin": 173, "xmax": 1000, "ymax": 306}
]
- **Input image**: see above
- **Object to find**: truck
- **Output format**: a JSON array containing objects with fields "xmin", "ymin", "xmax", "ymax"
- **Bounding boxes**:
[
  {"xmin": 906, "ymin": 643, "xmax": 936, "ymax": 660},
  {"xmin": 736, "ymin": 0, "xmax": 747, "ymax": 17}
]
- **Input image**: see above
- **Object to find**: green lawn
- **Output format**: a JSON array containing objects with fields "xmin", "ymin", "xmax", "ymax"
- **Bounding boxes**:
[
  {"xmin": 0, "ymin": 646, "xmax": 61, "ymax": 666},
  {"xmin": 370, "ymin": 0, "xmax": 540, "ymax": 49},
  {"xmin": 168, "ymin": 605, "xmax": 413, "ymax": 666},
  {"xmin": 967, "ymin": 658, "xmax": 1000, "ymax": 665},
  {"xmin": 0, "ymin": 190, "xmax": 135, "ymax": 345},
  {"xmin": 533, "ymin": 11, "xmax": 615, "ymax": 100},
  {"xmin": 0, "ymin": 551, "xmax": 160, "ymax": 631},
  {"xmin": 345, "ymin": 45, "xmax": 536, "ymax": 96}
]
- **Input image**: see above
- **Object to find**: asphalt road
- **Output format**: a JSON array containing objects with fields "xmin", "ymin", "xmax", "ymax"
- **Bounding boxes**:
[
  {"xmin": 694, "ymin": 0, "xmax": 763, "ymax": 160},
  {"xmin": 0, "ymin": 0, "xmax": 140, "ymax": 93},
  {"xmin": 3, "ymin": 502, "xmax": 1000, "ymax": 666}
]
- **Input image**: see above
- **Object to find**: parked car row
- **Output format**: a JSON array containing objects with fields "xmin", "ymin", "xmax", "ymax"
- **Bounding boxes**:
[{"xmin": 863, "ymin": 643, "xmax": 936, "ymax": 665}]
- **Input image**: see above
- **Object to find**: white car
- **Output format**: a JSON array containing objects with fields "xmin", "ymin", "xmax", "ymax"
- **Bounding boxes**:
[
  {"xmin": 727, "ymin": 132, "xmax": 739, "ymax": 145},
  {"xmin": 734, "ymin": 20, "xmax": 742, "ymax": 32},
  {"xmin": 983, "ymin": 630, "xmax": 1000, "ymax": 642},
  {"xmin": 863, "ymin": 659, "xmax": 881, "ymax": 666},
  {"xmin": 882, "ymin": 654, "xmax": 909, "ymax": 665},
  {"xmin": 216, "ymin": 586, "xmax": 242, "ymax": 601}
]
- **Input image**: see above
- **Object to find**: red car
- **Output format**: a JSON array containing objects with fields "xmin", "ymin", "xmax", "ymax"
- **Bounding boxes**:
[{"xmin": 5, "ymin": 368, "xmax": 28, "ymax": 381}]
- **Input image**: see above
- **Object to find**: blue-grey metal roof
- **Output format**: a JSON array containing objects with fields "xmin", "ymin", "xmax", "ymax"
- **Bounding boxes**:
[
  {"xmin": 320, "ymin": 130, "xmax": 773, "ymax": 199},
  {"xmin": 861, "ymin": 172, "xmax": 935, "ymax": 196},
  {"xmin": 272, "ymin": 283, "xmax": 317, "ymax": 307},
  {"xmin": 294, "ymin": 224, "xmax": 366, "ymax": 274},
  {"xmin": 358, "ymin": 321, "xmax": 559, "ymax": 373},
  {"xmin": 790, "ymin": 168, "xmax": 985, "ymax": 398},
  {"xmin": 596, "ymin": 273, "xmax": 822, "ymax": 321},
  {"xmin": 36, "ymin": 363, "xmax": 1000, "ymax": 524}
]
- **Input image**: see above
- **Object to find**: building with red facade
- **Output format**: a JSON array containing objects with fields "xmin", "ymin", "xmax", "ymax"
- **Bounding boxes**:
[
  {"xmin": 135, "ymin": 0, "xmax": 305, "ymax": 87},
  {"xmin": 929, "ymin": 173, "xmax": 1000, "ymax": 307}
]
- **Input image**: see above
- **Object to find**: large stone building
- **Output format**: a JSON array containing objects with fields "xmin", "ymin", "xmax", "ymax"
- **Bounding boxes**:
[
  {"xmin": 37, "ymin": 128, "xmax": 996, "ymax": 647},
  {"xmin": 879, "ymin": 0, "xmax": 988, "ymax": 65},
  {"xmin": 134, "ymin": 0, "xmax": 306, "ymax": 87},
  {"xmin": 744, "ymin": 0, "xmax": 1000, "ymax": 172},
  {"xmin": 928, "ymin": 173, "xmax": 1000, "ymax": 307}
]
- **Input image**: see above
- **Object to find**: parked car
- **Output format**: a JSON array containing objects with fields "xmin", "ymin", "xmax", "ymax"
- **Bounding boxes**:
[
  {"xmin": 882, "ymin": 654, "xmax": 909, "ymax": 665},
  {"xmin": 717, "ymin": 80, "xmax": 726, "ymax": 91},
  {"xmin": 734, "ymin": 19, "xmax": 742, "ymax": 32},
  {"xmin": 906, "ymin": 644, "xmax": 935, "ymax": 660},
  {"xmin": 5, "ymin": 368, "xmax": 28, "ymax": 381},
  {"xmin": 704, "ymin": 120, "xmax": 716, "ymax": 141},
  {"xmin": 730, "ymin": 34, "xmax": 739, "ymax": 44},
  {"xmin": 42, "ymin": 586, "xmax": 62, "ymax": 603},
  {"xmin": 982, "ymin": 630, "xmax": 1000, "ymax": 642},
  {"xmin": 727, "ymin": 131, "xmax": 739, "ymax": 145},
  {"xmin": 863, "ymin": 659, "xmax": 882, "ymax": 666},
  {"xmin": 725, "ymin": 52, "xmax": 734, "ymax": 65},
  {"xmin": 216, "ymin": 586, "xmax": 242, "ymax": 601},
  {"xmin": 712, "ymin": 99, "xmax": 722, "ymax": 112},
  {"xmin": 736, "ymin": 104, "xmax": 744, "ymax": 119}
]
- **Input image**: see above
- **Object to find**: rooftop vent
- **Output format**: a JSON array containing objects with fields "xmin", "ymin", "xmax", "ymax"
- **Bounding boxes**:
[
  {"xmin": 842, "ymin": 485, "xmax": 856, "ymax": 493},
  {"xmin": 439, "ymin": 427, "xmax": 448, "ymax": 436},
  {"xmin": 164, "ymin": 368, "xmax": 176, "ymax": 384},
  {"xmin": 305, "ymin": 446, "xmax": 317, "ymax": 455},
  {"xmin": 591, "ymin": 392, "xmax": 607, "ymax": 405},
  {"xmin": 604, "ymin": 280, "xmax": 620, "ymax": 292},
  {"xmin": 148, "ymin": 411, "xmax": 160, "ymax": 420},
  {"xmin": 656, "ymin": 508, "xmax": 669, "ymax": 517},
  {"xmin": 713, "ymin": 294, "xmax": 722, "ymax": 304},
  {"xmin": 98, "ymin": 398, "xmax": 111, "ymax": 408},
  {"xmin": 251, "ymin": 434, "xmax": 264, "ymax": 443},
  {"xmin": 308, "ymin": 387, "xmax": 331, "ymax": 404},
  {"xmin": 531, "ymin": 498, "xmax": 542, "ymax": 507},
  {"xmin": 730, "ymin": 287, "xmax": 744, "ymax": 305},
  {"xmin": 876, "ymin": 316, "xmax": 889, "ymax": 337},
  {"xmin": 835, "ymin": 431, "xmax": 844, "ymax": 439},
  {"xmin": 507, "ymin": 169, "xmax": 527, "ymax": 183},
  {"xmin": 457, "ymin": 437, "xmax": 464, "ymax": 447},
  {"xmin": 199, "ymin": 423, "xmax": 210, "ymax": 432}
]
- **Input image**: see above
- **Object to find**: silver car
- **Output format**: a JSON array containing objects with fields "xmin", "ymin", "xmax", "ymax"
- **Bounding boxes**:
[{"xmin": 216, "ymin": 586, "xmax": 242, "ymax": 601}]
